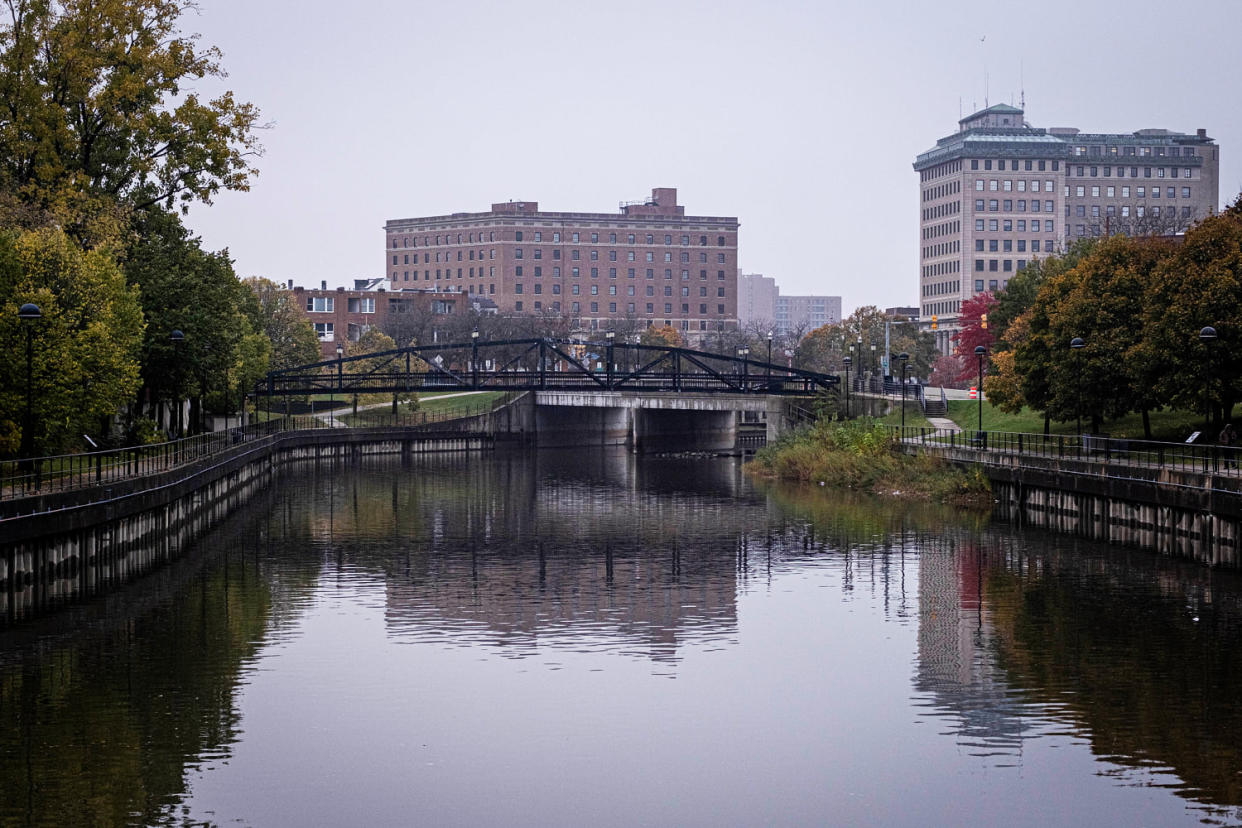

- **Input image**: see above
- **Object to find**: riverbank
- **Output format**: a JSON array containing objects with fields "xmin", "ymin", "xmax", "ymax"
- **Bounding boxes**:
[{"xmin": 746, "ymin": 418, "xmax": 992, "ymax": 506}]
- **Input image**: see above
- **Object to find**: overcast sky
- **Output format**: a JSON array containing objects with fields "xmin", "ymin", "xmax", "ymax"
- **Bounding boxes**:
[{"xmin": 185, "ymin": 0, "xmax": 1242, "ymax": 316}]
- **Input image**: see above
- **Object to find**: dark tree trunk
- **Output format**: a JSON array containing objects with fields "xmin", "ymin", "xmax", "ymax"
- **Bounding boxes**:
[
  {"xmin": 1142, "ymin": 408, "xmax": 1152, "ymax": 439},
  {"xmin": 1044, "ymin": 412, "xmax": 1051, "ymax": 435}
]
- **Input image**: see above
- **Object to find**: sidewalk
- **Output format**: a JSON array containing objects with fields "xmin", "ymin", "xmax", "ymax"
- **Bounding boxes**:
[{"xmin": 925, "ymin": 416, "xmax": 962, "ymax": 434}]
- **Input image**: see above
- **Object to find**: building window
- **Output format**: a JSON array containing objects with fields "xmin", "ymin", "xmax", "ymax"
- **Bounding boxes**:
[
  {"xmin": 347, "ymin": 297, "xmax": 375, "ymax": 313},
  {"xmin": 974, "ymin": 280, "xmax": 984, "ymax": 292},
  {"xmin": 307, "ymin": 296, "xmax": 334, "ymax": 312},
  {"xmin": 314, "ymin": 322, "xmax": 334, "ymax": 341}
]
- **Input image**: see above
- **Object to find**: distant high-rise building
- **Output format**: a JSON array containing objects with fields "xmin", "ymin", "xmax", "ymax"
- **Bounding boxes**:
[
  {"xmin": 384, "ymin": 187, "xmax": 739, "ymax": 337},
  {"xmin": 914, "ymin": 104, "xmax": 1220, "ymax": 352},
  {"xmin": 775, "ymin": 294, "xmax": 841, "ymax": 334},
  {"xmin": 737, "ymin": 271, "xmax": 777, "ymax": 325}
]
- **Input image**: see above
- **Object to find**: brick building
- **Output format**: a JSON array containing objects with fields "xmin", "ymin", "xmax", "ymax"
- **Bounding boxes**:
[
  {"xmin": 384, "ymin": 187, "xmax": 739, "ymax": 338},
  {"xmin": 914, "ymin": 104, "xmax": 1220, "ymax": 352},
  {"xmin": 293, "ymin": 279, "xmax": 464, "ymax": 358}
]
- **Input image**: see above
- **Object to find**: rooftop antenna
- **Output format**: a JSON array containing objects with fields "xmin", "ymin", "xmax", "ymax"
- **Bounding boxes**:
[{"xmin": 1020, "ymin": 59, "xmax": 1025, "ymax": 110}]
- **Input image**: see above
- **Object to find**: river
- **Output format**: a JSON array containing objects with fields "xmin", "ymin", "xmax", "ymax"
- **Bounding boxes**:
[{"xmin": 2, "ymin": 448, "xmax": 1241, "ymax": 827}]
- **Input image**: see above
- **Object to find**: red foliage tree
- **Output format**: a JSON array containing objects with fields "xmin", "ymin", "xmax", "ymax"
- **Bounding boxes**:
[{"xmin": 951, "ymin": 292, "xmax": 999, "ymax": 385}]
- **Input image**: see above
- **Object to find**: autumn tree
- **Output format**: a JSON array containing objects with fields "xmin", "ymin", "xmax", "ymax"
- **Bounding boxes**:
[
  {"xmin": 246, "ymin": 278, "xmax": 319, "ymax": 372},
  {"xmin": 0, "ymin": 0, "xmax": 263, "ymax": 236},
  {"xmin": 1139, "ymin": 203, "xmax": 1242, "ymax": 430},
  {"xmin": 950, "ymin": 292, "xmax": 998, "ymax": 384}
]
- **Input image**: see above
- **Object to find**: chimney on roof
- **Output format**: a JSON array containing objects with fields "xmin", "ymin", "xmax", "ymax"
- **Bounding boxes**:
[
  {"xmin": 321, "ymin": 280, "xmax": 327, "ymax": 290},
  {"xmin": 288, "ymin": 279, "xmax": 293, "ymax": 289},
  {"xmin": 1198, "ymin": 128, "xmax": 1207, "ymax": 139}
]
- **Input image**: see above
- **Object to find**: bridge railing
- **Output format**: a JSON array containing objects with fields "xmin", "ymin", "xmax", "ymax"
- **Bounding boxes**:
[{"xmin": 885, "ymin": 425, "xmax": 1242, "ymax": 479}]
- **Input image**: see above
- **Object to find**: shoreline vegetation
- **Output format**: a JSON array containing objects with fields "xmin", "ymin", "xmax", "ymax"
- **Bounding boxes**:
[{"xmin": 746, "ymin": 418, "xmax": 992, "ymax": 507}]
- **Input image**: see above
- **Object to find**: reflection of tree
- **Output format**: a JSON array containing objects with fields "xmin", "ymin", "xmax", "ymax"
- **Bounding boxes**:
[
  {"xmin": 984, "ymin": 539, "xmax": 1242, "ymax": 808},
  {"xmin": 0, "ymin": 509, "xmax": 294, "ymax": 826}
]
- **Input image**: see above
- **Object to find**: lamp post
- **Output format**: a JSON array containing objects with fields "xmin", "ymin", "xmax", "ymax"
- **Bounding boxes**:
[
  {"xmin": 471, "ymin": 327, "xmax": 480, "ymax": 389},
  {"xmin": 18, "ymin": 303, "xmax": 42, "ymax": 470},
  {"xmin": 766, "ymin": 331, "xmax": 773, "ymax": 387},
  {"xmin": 898, "ymin": 352, "xmax": 910, "ymax": 431},
  {"xmin": 169, "ymin": 329, "xmax": 184, "ymax": 438},
  {"xmin": 1200, "ymin": 326, "xmax": 1218, "ymax": 434},
  {"xmin": 1070, "ymin": 336, "xmax": 1085, "ymax": 435},
  {"xmin": 738, "ymin": 346, "xmax": 749, "ymax": 388},
  {"xmin": 334, "ymin": 343, "xmax": 343, "ymax": 425},
  {"xmin": 842, "ymin": 355, "xmax": 852, "ymax": 419},
  {"xmin": 605, "ymin": 330, "xmax": 615, "ymax": 388},
  {"xmin": 869, "ymin": 343, "xmax": 877, "ymax": 415},
  {"xmin": 974, "ymin": 345, "xmax": 987, "ymax": 435}
]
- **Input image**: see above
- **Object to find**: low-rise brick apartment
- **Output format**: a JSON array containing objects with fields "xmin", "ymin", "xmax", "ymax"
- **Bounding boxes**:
[
  {"xmin": 384, "ymin": 187, "xmax": 739, "ymax": 339},
  {"xmin": 914, "ymin": 104, "xmax": 1219, "ymax": 352},
  {"xmin": 292, "ymin": 279, "xmax": 465, "ymax": 359}
]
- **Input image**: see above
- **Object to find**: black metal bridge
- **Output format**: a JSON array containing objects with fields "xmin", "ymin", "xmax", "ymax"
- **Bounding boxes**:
[{"xmin": 255, "ymin": 337, "xmax": 838, "ymax": 398}]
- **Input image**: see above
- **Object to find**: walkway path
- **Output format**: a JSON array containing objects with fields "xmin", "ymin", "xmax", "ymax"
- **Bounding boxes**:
[
  {"xmin": 925, "ymin": 416, "xmax": 962, "ymax": 434},
  {"xmin": 311, "ymin": 391, "xmax": 490, "ymax": 428}
]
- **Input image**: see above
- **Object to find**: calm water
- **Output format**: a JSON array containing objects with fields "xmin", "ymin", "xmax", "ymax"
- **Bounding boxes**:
[{"xmin": 3, "ymin": 449, "xmax": 1242, "ymax": 827}]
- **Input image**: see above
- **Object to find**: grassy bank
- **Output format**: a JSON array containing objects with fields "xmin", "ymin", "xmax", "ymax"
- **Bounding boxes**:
[
  {"xmin": 747, "ymin": 418, "xmax": 991, "ymax": 506},
  {"xmin": 943, "ymin": 400, "xmax": 1222, "ymax": 442}
]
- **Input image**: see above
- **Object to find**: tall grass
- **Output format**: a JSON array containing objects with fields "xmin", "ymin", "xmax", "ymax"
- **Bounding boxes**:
[{"xmin": 748, "ymin": 418, "xmax": 990, "ymax": 506}]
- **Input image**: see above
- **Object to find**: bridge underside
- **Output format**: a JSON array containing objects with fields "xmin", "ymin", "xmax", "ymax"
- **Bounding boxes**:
[{"xmin": 529, "ymin": 391, "xmax": 788, "ymax": 452}]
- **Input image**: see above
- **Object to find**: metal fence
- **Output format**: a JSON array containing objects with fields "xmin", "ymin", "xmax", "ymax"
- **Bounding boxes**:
[
  {"xmin": 885, "ymin": 425, "xmax": 1242, "ymax": 478},
  {"xmin": 1, "ymin": 393, "xmax": 520, "ymax": 501}
]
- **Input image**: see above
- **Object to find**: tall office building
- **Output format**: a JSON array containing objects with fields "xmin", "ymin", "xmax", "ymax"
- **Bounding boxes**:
[
  {"xmin": 384, "ymin": 187, "xmax": 739, "ymax": 336},
  {"xmin": 914, "ymin": 104, "xmax": 1219, "ymax": 353}
]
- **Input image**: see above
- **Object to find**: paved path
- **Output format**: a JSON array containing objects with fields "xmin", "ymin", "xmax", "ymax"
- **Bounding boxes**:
[
  {"xmin": 311, "ymin": 391, "xmax": 489, "ymax": 428},
  {"xmin": 925, "ymin": 416, "xmax": 962, "ymax": 434}
]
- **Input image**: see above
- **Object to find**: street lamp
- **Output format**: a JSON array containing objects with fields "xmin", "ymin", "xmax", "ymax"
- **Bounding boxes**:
[
  {"xmin": 18, "ymin": 303, "xmax": 42, "ymax": 468},
  {"xmin": 471, "ymin": 327, "xmax": 480, "ymax": 389},
  {"xmin": 973, "ymin": 345, "xmax": 983, "ymax": 434},
  {"xmin": 605, "ymin": 330, "xmax": 615, "ymax": 388},
  {"xmin": 169, "ymin": 329, "xmax": 184, "ymax": 438},
  {"xmin": 334, "ymin": 342, "xmax": 344, "ymax": 424},
  {"xmin": 766, "ymin": 330, "xmax": 773, "ymax": 387},
  {"xmin": 1070, "ymin": 336, "xmax": 1085, "ymax": 435},
  {"xmin": 869, "ymin": 343, "xmax": 877, "ymax": 414},
  {"xmin": 898, "ymin": 352, "xmax": 910, "ymax": 431},
  {"xmin": 1200, "ymin": 326, "xmax": 1218, "ymax": 434},
  {"xmin": 842, "ymin": 355, "xmax": 852, "ymax": 419},
  {"xmin": 738, "ymin": 346, "xmax": 749, "ymax": 388}
]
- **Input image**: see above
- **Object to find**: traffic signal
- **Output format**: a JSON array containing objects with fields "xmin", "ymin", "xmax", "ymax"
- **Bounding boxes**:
[
  {"xmin": 980, "ymin": 313, "xmax": 988, "ymax": 330},
  {"xmin": 931, "ymin": 315, "xmax": 938, "ymax": 330}
]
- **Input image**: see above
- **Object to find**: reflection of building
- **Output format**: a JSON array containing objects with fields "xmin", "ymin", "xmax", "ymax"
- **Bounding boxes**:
[
  {"xmin": 915, "ymin": 538, "xmax": 1028, "ymax": 751},
  {"xmin": 385, "ymin": 187, "xmax": 739, "ymax": 337},
  {"xmin": 915, "ymin": 104, "xmax": 1220, "ymax": 352}
]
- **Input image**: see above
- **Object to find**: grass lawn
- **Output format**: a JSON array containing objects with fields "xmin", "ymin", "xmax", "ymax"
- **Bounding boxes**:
[
  {"xmin": 943, "ymin": 400, "xmax": 1224, "ymax": 442},
  {"xmin": 341, "ymin": 391, "xmax": 507, "ymax": 427}
]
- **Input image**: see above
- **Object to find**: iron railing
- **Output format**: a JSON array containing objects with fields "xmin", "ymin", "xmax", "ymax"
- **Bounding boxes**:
[
  {"xmin": 884, "ymin": 425, "xmax": 1242, "ymax": 480},
  {"xmin": 0, "ymin": 393, "xmax": 519, "ymax": 501}
]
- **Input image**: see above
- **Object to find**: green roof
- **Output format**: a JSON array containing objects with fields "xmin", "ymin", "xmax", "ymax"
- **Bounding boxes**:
[{"xmin": 959, "ymin": 103, "xmax": 1024, "ymax": 123}]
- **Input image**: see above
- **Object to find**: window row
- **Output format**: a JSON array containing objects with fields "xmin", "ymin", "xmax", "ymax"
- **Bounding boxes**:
[
  {"xmin": 1069, "ymin": 165, "xmax": 1194, "ymax": 179},
  {"xmin": 975, "ymin": 179, "xmax": 1056, "ymax": 193},
  {"xmin": 975, "ymin": 238, "xmax": 1051, "ymax": 253},
  {"xmin": 975, "ymin": 218, "xmax": 1056, "ymax": 233},
  {"xmin": 970, "ymin": 159, "xmax": 1060, "ymax": 172},
  {"xmin": 974, "ymin": 259, "xmax": 1028, "ymax": 273},
  {"xmin": 512, "ymin": 248, "xmax": 729, "ymax": 264},
  {"xmin": 1069, "ymin": 185, "xmax": 1192, "ymax": 199},
  {"xmin": 390, "ymin": 230, "xmax": 733, "ymax": 249},
  {"xmin": 514, "ymin": 283, "xmax": 726, "ymax": 298},
  {"xmin": 974, "ymin": 198, "xmax": 1056, "ymax": 213}
]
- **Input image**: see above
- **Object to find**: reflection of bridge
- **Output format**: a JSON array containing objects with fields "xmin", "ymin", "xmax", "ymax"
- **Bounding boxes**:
[{"xmin": 255, "ymin": 338, "xmax": 838, "ymax": 398}]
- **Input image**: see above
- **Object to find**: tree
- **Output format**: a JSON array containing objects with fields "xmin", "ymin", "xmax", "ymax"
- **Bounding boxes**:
[
  {"xmin": 245, "ymin": 278, "xmax": 319, "ymax": 372},
  {"xmin": 950, "ymin": 292, "xmax": 998, "ymax": 384},
  {"xmin": 0, "ymin": 226, "xmax": 143, "ymax": 454},
  {"xmin": 1140, "ymin": 205, "xmax": 1242, "ymax": 430},
  {"xmin": 927, "ymin": 354, "xmax": 965, "ymax": 389},
  {"xmin": 125, "ymin": 208, "xmax": 256, "ymax": 433},
  {"xmin": 639, "ymin": 324, "xmax": 682, "ymax": 349},
  {"xmin": 345, "ymin": 327, "xmax": 402, "ymax": 416},
  {"xmin": 0, "ymin": 0, "xmax": 263, "ymax": 234}
]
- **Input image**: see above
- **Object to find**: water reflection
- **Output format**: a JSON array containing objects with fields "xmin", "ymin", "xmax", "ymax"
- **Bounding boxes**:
[{"xmin": 2, "ymin": 451, "xmax": 1242, "ymax": 826}]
